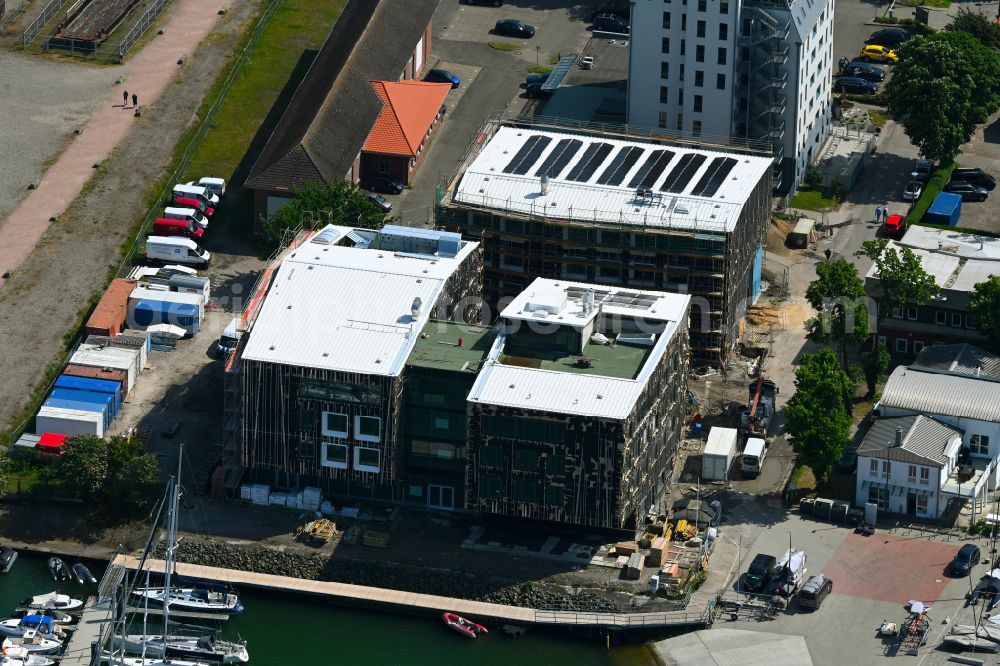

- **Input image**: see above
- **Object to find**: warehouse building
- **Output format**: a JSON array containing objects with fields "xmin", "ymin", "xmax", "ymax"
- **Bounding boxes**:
[
  {"xmin": 439, "ymin": 121, "xmax": 772, "ymax": 364},
  {"xmin": 466, "ymin": 278, "xmax": 691, "ymax": 531}
]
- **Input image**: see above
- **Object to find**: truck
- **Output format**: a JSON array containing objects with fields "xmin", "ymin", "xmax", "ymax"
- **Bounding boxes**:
[
  {"xmin": 741, "ymin": 377, "xmax": 778, "ymax": 438},
  {"xmin": 923, "ymin": 191, "xmax": 962, "ymax": 227},
  {"xmin": 702, "ymin": 427, "xmax": 739, "ymax": 481},
  {"xmin": 741, "ymin": 437, "xmax": 769, "ymax": 477}
]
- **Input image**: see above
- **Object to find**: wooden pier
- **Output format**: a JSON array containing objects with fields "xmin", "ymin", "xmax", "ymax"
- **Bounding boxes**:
[
  {"xmin": 113, "ymin": 555, "xmax": 712, "ymax": 629},
  {"xmin": 60, "ymin": 595, "xmax": 113, "ymax": 666}
]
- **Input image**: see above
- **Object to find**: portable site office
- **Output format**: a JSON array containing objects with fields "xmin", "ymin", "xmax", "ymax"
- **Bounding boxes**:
[
  {"xmin": 54, "ymin": 375, "xmax": 123, "ymax": 413},
  {"xmin": 36, "ymin": 406, "xmax": 104, "ymax": 438},
  {"xmin": 69, "ymin": 344, "xmax": 141, "ymax": 394}
]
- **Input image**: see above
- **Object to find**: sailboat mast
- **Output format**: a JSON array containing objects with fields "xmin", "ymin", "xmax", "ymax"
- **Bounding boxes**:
[{"xmin": 162, "ymin": 444, "xmax": 183, "ymax": 649}]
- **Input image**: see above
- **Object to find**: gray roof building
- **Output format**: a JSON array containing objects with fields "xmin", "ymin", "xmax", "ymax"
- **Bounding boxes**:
[
  {"xmin": 858, "ymin": 414, "xmax": 962, "ymax": 466},
  {"xmin": 912, "ymin": 343, "xmax": 1000, "ymax": 380},
  {"xmin": 881, "ymin": 366, "xmax": 1000, "ymax": 423}
]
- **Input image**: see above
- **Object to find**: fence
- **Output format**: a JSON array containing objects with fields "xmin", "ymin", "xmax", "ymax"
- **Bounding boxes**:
[
  {"xmin": 21, "ymin": 0, "xmax": 65, "ymax": 48},
  {"xmin": 114, "ymin": 0, "xmax": 167, "ymax": 61}
]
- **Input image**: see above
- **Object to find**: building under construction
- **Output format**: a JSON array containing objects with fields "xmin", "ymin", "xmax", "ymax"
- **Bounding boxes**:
[{"xmin": 439, "ymin": 119, "xmax": 773, "ymax": 364}]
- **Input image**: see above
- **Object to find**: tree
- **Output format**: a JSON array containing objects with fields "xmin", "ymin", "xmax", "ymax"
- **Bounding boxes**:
[
  {"xmin": 858, "ymin": 239, "xmax": 938, "ymax": 322},
  {"xmin": 886, "ymin": 33, "xmax": 1000, "ymax": 163},
  {"xmin": 861, "ymin": 340, "xmax": 891, "ymax": 398},
  {"xmin": 969, "ymin": 274, "xmax": 1000, "ymax": 350},
  {"xmin": 785, "ymin": 349, "xmax": 855, "ymax": 482},
  {"xmin": 108, "ymin": 454, "xmax": 161, "ymax": 511},
  {"xmin": 56, "ymin": 435, "xmax": 110, "ymax": 499},
  {"xmin": 263, "ymin": 181, "xmax": 390, "ymax": 245},
  {"xmin": 803, "ymin": 170, "xmax": 823, "ymax": 189},
  {"xmin": 947, "ymin": 8, "xmax": 1000, "ymax": 50},
  {"xmin": 805, "ymin": 259, "xmax": 870, "ymax": 368}
]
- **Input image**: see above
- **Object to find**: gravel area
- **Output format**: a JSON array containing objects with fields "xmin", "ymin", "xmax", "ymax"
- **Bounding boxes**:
[
  {"xmin": 0, "ymin": 0, "xmax": 260, "ymax": 435},
  {"xmin": 0, "ymin": 52, "xmax": 120, "ymax": 222}
]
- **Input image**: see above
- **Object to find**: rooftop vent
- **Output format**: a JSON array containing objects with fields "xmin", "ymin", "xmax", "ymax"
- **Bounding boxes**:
[
  {"xmin": 675, "ymin": 203, "xmax": 690, "ymax": 215},
  {"xmin": 540, "ymin": 174, "xmax": 550, "ymax": 196},
  {"xmin": 411, "ymin": 297, "xmax": 423, "ymax": 318}
]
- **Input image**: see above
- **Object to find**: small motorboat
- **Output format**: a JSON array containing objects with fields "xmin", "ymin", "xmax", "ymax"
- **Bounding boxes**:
[
  {"xmin": 442, "ymin": 612, "xmax": 488, "ymax": 639},
  {"xmin": 22, "ymin": 592, "xmax": 83, "ymax": 612},
  {"xmin": 0, "ymin": 616, "xmax": 66, "ymax": 641},
  {"xmin": 102, "ymin": 651, "xmax": 208, "ymax": 666},
  {"xmin": 18, "ymin": 610, "xmax": 72, "ymax": 625},
  {"xmin": 0, "ymin": 643, "xmax": 55, "ymax": 666},
  {"xmin": 0, "ymin": 549, "xmax": 17, "ymax": 574},
  {"xmin": 71, "ymin": 563, "xmax": 96, "ymax": 585},
  {"xmin": 1, "ymin": 631, "xmax": 62, "ymax": 655},
  {"xmin": 45, "ymin": 559, "xmax": 69, "ymax": 583}
]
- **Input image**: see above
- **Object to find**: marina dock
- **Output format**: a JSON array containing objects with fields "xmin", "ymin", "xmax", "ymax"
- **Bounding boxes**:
[
  {"xmin": 60, "ymin": 596, "xmax": 113, "ymax": 666},
  {"xmin": 113, "ymin": 555, "xmax": 712, "ymax": 629}
]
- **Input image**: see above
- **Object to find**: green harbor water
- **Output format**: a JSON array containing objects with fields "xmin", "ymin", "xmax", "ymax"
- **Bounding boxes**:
[{"xmin": 0, "ymin": 554, "xmax": 657, "ymax": 665}]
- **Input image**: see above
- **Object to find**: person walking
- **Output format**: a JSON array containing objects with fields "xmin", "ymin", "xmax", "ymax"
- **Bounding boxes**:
[
  {"xmin": 132, "ymin": 93, "xmax": 138, "ymax": 108},
  {"xmin": 123, "ymin": 89, "xmax": 129, "ymax": 107}
]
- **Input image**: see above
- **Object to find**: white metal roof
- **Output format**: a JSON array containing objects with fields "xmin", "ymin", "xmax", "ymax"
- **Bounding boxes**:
[
  {"xmin": 452, "ymin": 126, "xmax": 771, "ymax": 233},
  {"xmin": 867, "ymin": 226, "xmax": 1000, "ymax": 293},
  {"xmin": 241, "ymin": 225, "xmax": 480, "ymax": 376},
  {"xmin": 704, "ymin": 427, "xmax": 739, "ymax": 457},
  {"xmin": 468, "ymin": 278, "xmax": 689, "ymax": 419},
  {"xmin": 881, "ymin": 366, "xmax": 1000, "ymax": 423}
]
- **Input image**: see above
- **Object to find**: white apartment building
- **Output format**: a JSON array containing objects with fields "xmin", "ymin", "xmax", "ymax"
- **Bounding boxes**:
[{"xmin": 627, "ymin": 0, "xmax": 835, "ymax": 193}]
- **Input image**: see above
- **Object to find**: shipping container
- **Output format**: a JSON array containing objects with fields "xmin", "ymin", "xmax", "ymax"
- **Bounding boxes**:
[
  {"xmin": 702, "ymin": 427, "xmax": 739, "ymax": 481},
  {"xmin": 62, "ymin": 364, "xmax": 129, "ymax": 397},
  {"xmin": 924, "ymin": 192, "xmax": 962, "ymax": 227},
  {"xmin": 128, "ymin": 287, "xmax": 204, "ymax": 337},
  {"xmin": 44, "ymin": 394, "xmax": 112, "ymax": 431},
  {"xmin": 36, "ymin": 432, "xmax": 69, "ymax": 459},
  {"xmin": 36, "ymin": 406, "xmax": 104, "ymax": 437},
  {"xmin": 55, "ymin": 375, "xmax": 123, "ymax": 413},
  {"xmin": 85, "ymin": 278, "xmax": 137, "ymax": 337},
  {"xmin": 69, "ymin": 345, "xmax": 140, "ymax": 394},
  {"xmin": 49, "ymin": 387, "xmax": 118, "ymax": 420},
  {"xmin": 110, "ymin": 331, "xmax": 151, "ymax": 370}
]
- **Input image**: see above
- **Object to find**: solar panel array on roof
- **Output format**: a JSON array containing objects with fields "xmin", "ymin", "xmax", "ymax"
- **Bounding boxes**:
[
  {"xmin": 566, "ymin": 143, "xmax": 613, "ymax": 182},
  {"xmin": 690, "ymin": 157, "xmax": 738, "ymax": 197},
  {"xmin": 503, "ymin": 135, "xmax": 552, "ymax": 175},
  {"xmin": 631, "ymin": 150, "xmax": 675, "ymax": 190},
  {"xmin": 534, "ymin": 138, "xmax": 583, "ymax": 178},
  {"xmin": 597, "ymin": 146, "xmax": 644, "ymax": 186},
  {"xmin": 660, "ymin": 153, "xmax": 707, "ymax": 193}
]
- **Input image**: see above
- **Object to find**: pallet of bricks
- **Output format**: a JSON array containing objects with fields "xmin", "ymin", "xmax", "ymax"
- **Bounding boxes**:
[{"xmin": 660, "ymin": 542, "xmax": 703, "ymax": 596}]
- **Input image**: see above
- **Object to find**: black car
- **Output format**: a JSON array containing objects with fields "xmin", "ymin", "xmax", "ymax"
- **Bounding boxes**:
[
  {"xmin": 593, "ymin": 13, "xmax": 629, "ymax": 33},
  {"xmin": 494, "ymin": 18, "xmax": 535, "ymax": 38},
  {"xmin": 951, "ymin": 168, "xmax": 997, "ymax": 191},
  {"xmin": 843, "ymin": 62, "xmax": 885, "ymax": 82},
  {"xmin": 424, "ymin": 68, "xmax": 460, "ymax": 88},
  {"xmin": 744, "ymin": 553, "xmax": 777, "ymax": 592},
  {"xmin": 833, "ymin": 76, "xmax": 878, "ymax": 94},
  {"xmin": 944, "ymin": 181, "xmax": 989, "ymax": 202},
  {"xmin": 950, "ymin": 544, "xmax": 981, "ymax": 576},
  {"xmin": 866, "ymin": 27, "xmax": 910, "ymax": 48},
  {"xmin": 363, "ymin": 175, "xmax": 404, "ymax": 195},
  {"xmin": 914, "ymin": 159, "xmax": 933, "ymax": 184}
]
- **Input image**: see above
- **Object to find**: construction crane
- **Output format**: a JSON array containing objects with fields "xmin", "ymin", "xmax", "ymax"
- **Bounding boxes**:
[{"xmin": 741, "ymin": 376, "xmax": 779, "ymax": 438}]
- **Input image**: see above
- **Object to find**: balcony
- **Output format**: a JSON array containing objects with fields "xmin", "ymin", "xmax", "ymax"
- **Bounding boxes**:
[
  {"xmin": 769, "ymin": 120, "xmax": 785, "ymax": 139},
  {"xmin": 769, "ymin": 98, "xmax": 786, "ymax": 115},
  {"xmin": 769, "ymin": 70, "xmax": 788, "ymax": 89}
]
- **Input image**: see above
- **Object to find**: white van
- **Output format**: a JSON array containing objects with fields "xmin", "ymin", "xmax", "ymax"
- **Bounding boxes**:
[
  {"xmin": 145, "ymin": 236, "xmax": 211, "ymax": 268},
  {"xmin": 172, "ymin": 183, "xmax": 219, "ymax": 206},
  {"xmin": 186, "ymin": 177, "xmax": 226, "ymax": 198},
  {"xmin": 217, "ymin": 317, "xmax": 243, "ymax": 359},
  {"xmin": 741, "ymin": 437, "xmax": 769, "ymax": 478},
  {"xmin": 164, "ymin": 206, "xmax": 209, "ymax": 230}
]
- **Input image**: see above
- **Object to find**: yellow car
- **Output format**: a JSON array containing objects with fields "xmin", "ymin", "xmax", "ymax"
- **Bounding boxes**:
[{"xmin": 859, "ymin": 44, "xmax": 899, "ymax": 63}]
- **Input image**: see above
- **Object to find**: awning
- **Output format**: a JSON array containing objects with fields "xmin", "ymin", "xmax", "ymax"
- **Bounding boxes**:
[{"xmin": 541, "ymin": 55, "xmax": 578, "ymax": 91}]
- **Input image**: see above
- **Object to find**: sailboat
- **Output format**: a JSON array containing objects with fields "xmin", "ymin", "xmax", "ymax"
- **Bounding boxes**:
[
  {"xmin": 118, "ymin": 445, "xmax": 248, "ymax": 663},
  {"xmin": 0, "ymin": 643, "xmax": 55, "ymax": 666}
]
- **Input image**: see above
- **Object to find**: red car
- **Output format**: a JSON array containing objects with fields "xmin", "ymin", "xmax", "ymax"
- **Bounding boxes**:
[
  {"xmin": 174, "ymin": 197, "xmax": 215, "ymax": 218},
  {"xmin": 882, "ymin": 213, "xmax": 906, "ymax": 238}
]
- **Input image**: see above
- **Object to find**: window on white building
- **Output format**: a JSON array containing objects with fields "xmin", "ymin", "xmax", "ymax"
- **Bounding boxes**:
[
  {"xmin": 916, "ymin": 494, "xmax": 929, "ymax": 516},
  {"xmin": 913, "ymin": 341, "xmax": 924, "ymax": 355},
  {"xmin": 719, "ymin": 23, "xmax": 728, "ymax": 39},
  {"xmin": 868, "ymin": 486, "xmax": 889, "ymax": 510},
  {"xmin": 321, "ymin": 441, "xmax": 348, "ymax": 469},
  {"xmin": 971, "ymin": 434, "xmax": 991, "ymax": 456},
  {"xmin": 870, "ymin": 459, "xmax": 879, "ymax": 477},
  {"xmin": 697, "ymin": 0, "xmax": 706, "ymax": 10},
  {"xmin": 354, "ymin": 447, "xmax": 380, "ymax": 473},
  {"xmin": 919, "ymin": 467, "xmax": 930, "ymax": 486},
  {"xmin": 693, "ymin": 120, "xmax": 702, "ymax": 136},
  {"xmin": 907, "ymin": 306, "xmax": 918, "ymax": 320},
  {"xmin": 882, "ymin": 460, "xmax": 891, "ymax": 478},
  {"xmin": 694, "ymin": 70, "xmax": 704, "ymax": 87},
  {"xmin": 661, "ymin": 37, "xmax": 670, "ymax": 54},
  {"xmin": 676, "ymin": 113, "xmax": 683, "ymax": 130},
  {"xmin": 695, "ymin": 44, "xmax": 704, "ymax": 62},
  {"xmin": 658, "ymin": 111, "xmax": 667, "ymax": 128},
  {"xmin": 693, "ymin": 95, "xmax": 703, "ymax": 112},
  {"xmin": 951, "ymin": 313, "xmax": 963, "ymax": 327},
  {"xmin": 355, "ymin": 415, "xmax": 381, "ymax": 443},
  {"xmin": 908, "ymin": 465, "xmax": 917, "ymax": 484},
  {"xmin": 720, "ymin": 0, "xmax": 729, "ymax": 14},
  {"xmin": 662, "ymin": 11, "xmax": 671, "ymax": 29},
  {"xmin": 321, "ymin": 412, "xmax": 348, "ymax": 438},
  {"xmin": 935, "ymin": 311, "xmax": 946, "ymax": 325},
  {"xmin": 892, "ymin": 306, "xmax": 903, "ymax": 319},
  {"xmin": 717, "ymin": 73, "xmax": 726, "ymax": 89},
  {"xmin": 895, "ymin": 338, "xmax": 907, "ymax": 354},
  {"xmin": 660, "ymin": 86, "xmax": 669, "ymax": 103},
  {"xmin": 696, "ymin": 20, "xmax": 705, "ymax": 37},
  {"xmin": 718, "ymin": 47, "xmax": 727, "ymax": 65}
]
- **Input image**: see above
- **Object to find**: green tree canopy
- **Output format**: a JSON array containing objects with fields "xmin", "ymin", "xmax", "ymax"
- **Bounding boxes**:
[
  {"xmin": 805, "ymin": 259, "xmax": 871, "ymax": 368},
  {"xmin": 55, "ymin": 435, "xmax": 161, "ymax": 513},
  {"xmin": 858, "ymin": 238, "xmax": 938, "ymax": 321},
  {"xmin": 886, "ymin": 32, "xmax": 1000, "ymax": 163},
  {"xmin": 969, "ymin": 274, "xmax": 1000, "ymax": 350},
  {"xmin": 263, "ymin": 181, "xmax": 390, "ymax": 246},
  {"xmin": 785, "ymin": 349, "xmax": 855, "ymax": 482},
  {"xmin": 947, "ymin": 8, "xmax": 1000, "ymax": 50},
  {"xmin": 56, "ymin": 435, "xmax": 109, "ymax": 500},
  {"xmin": 860, "ymin": 339, "xmax": 891, "ymax": 398}
]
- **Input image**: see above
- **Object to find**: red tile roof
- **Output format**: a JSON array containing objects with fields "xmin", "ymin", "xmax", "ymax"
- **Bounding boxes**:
[{"xmin": 363, "ymin": 80, "xmax": 451, "ymax": 157}]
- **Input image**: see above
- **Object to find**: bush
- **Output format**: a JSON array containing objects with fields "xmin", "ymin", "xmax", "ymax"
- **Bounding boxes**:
[
  {"xmin": 908, "ymin": 160, "xmax": 957, "ymax": 224},
  {"xmin": 803, "ymin": 170, "xmax": 823, "ymax": 189},
  {"xmin": 843, "ymin": 92, "xmax": 888, "ymax": 107}
]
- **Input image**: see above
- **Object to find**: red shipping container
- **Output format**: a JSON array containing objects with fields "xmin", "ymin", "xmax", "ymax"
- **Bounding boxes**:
[
  {"xmin": 62, "ymin": 364, "xmax": 129, "ymax": 397},
  {"xmin": 36, "ymin": 433, "xmax": 68, "ymax": 460},
  {"xmin": 85, "ymin": 279, "xmax": 136, "ymax": 337}
]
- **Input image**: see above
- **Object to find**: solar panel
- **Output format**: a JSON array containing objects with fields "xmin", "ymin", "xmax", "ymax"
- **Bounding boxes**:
[
  {"xmin": 566, "ymin": 142, "xmax": 613, "ymax": 182},
  {"xmin": 660, "ymin": 153, "xmax": 707, "ymax": 193},
  {"xmin": 503, "ymin": 135, "xmax": 552, "ymax": 174},
  {"xmin": 597, "ymin": 146, "xmax": 644, "ymax": 186},
  {"xmin": 627, "ymin": 150, "xmax": 674, "ymax": 189},
  {"xmin": 534, "ymin": 138, "xmax": 583, "ymax": 178},
  {"xmin": 690, "ymin": 157, "xmax": 738, "ymax": 197}
]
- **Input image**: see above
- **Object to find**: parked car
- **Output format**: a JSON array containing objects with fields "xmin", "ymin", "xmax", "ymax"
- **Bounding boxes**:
[
  {"xmin": 843, "ymin": 62, "xmax": 885, "ymax": 82},
  {"xmin": 145, "ymin": 236, "xmax": 210, "ymax": 268},
  {"xmin": 799, "ymin": 574, "xmax": 833, "ymax": 611},
  {"xmin": 173, "ymin": 196, "xmax": 215, "ymax": 218},
  {"xmin": 593, "ymin": 13, "xmax": 629, "ymax": 33},
  {"xmin": 914, "ymin": 159, "xmax": 933, "ymax": 184},
  {"xmin": 902, "ymin": 181, "xmax": 922, "ymax": 202},
  {"xmin": 494, "ymin": 18, "xmax": 535, "ymax": 38},
  {"xmin": 866, "ymin": 27, "xmax": 910, "ymax": 48},
  {"xmin": 950, "ymin": 544, "xmax": 982, "ymax": 576},
  {"xmin": 944, "ymin": 181, "xmax": 989, "ymax": 202},
  {"xmin": 833, "ymin": 76, "xmax": 878, "ymax": 94},
  {"xmin": 172, "ymin": 183, "xmax": 218, "ymax": 207},
  {"xmin": 525, "ymin": 82, "xmax": 553, "ymax": 99},
  {"xmin": 362, "ymin": 175, "xmax": 404, "ymax": 195},
  {"xmin": 425, "ymin": 68, "xmax": 460, "ymax": 88},
  {"xmin": 951, "ymin": 168, "xmax": 997, "ymax": 191},
  {"xmin": 365, "ymin": 192, "xmax": 392, "ymax": 213},
  {"xmin": 163, "ymin": 206, "xmax": 209, "ymax": 230},
  {"xmin": 153, "ymin": 217, "xmax": 203, "ymax": 240},
  {"xmin": 183, "ymin": 177, "xmax": 226, "ymax": 199},
  {"xmin": 524, "ymin": 72, "xmax": 550, "ymax": 87},
  {"xmin": 589, "ymin": 2, "xmax": 630, "ymax": 21},
  {"xmin": 882, "ymin": 213, "xmax": 907, "ymax": 238},
  {"xmin": 835, "ymin": 446, "xmax": 858, "ymax": 472},
  {"xmin": 744, "ymin": 553, "xmax": 776, "ymax": 592},
  {"xmin": 859, "ymin": 44, "xmax": 898, "ymax": 63}
]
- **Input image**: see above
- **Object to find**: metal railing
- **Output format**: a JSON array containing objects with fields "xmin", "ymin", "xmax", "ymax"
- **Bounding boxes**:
[
  {"xmin": 115, "ymin": 0, "xmax": 167, "ymax": 61},
  {"xmin": 21, "ymin": 0, "xmax": 66, "ymax": 48},
  {"xmin": 533, "ymin": 601, "xmax": 713, "ymax": 627}
]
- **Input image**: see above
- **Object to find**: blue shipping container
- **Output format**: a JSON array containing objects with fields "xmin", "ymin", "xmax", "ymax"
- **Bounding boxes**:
[
  {"xmin": 131, "ymin": 300, "xmax": 200, "ymax": 337},
  {"xmin": 50, "ymin": 387, "xmax": 116, "ymax": 419},
  {"xmin": 43, "ymin": 397, "xmax": 112, "ymax": 431},
  {"xmin": 924, "ymin": 192, "xmax": 962, "ymax": 227},
  {"xmin": 54, "ymin": 375, "xmax": 122, "ymax": 413}
]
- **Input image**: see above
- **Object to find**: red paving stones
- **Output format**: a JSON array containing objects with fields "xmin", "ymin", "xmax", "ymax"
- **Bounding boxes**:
[{"xmin": 822, "ymin": 532, "xmax": 962, "ymax": 604}]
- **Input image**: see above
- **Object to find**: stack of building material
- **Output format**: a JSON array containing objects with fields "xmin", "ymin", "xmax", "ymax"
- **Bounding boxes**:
[
  {"xmin": 615, "ymin": 542, "xmax": 638, "ymax": 557},
  {"xmin": 302, "ymin": 487, "xmax": 322, "ymax": 511},
  {"xmin": 624, "ymin": 553, "xmax": 644, "ymax": 580},
  {"xmin": 285, "ymin": 491, "xmax": 303, "ymax": 509},
  {"xmin": 249, "ymin": 484, "xmax": 270, "ymax": 505},
  {"xmin": 363, "ymin": 530, "xmax": 389, "ymax": 548},
  {"xmin": 240, "ymin": 485, "xmax": 253, "ymax": 501},
  {"xmin": 269, "ymin": 491, "xmax": 288, "ymax": 506},
  {"xmin": 647, "ymin": 537, "xmax": 669, "ymax": 567},
  {"xmin": 85, "ymin": 278, "xmax": 137, "ymax": 337},
  {"xmin": 13, "ymin": 433, "xmax": 40, "ymax": 455}
]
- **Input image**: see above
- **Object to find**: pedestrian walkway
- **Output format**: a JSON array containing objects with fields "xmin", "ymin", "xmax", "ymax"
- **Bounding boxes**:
[{"xmin": 0, "ymin": 0, "xmax": 235, "ymax": 287}]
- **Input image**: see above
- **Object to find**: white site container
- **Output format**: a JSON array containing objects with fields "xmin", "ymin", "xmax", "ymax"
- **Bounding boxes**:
[
  {"xmin": 702, "ymin": 427, "xmax": 739, "ymax": 481},
  {"xmin": 36, "ymin": 406, "xmax": 104, "ymax": 438},
  {"xmin": 70, "ymin": 344, "xmax": 141, "ymax": 393},
  {"xmin": 240, "ymin": 485, "xmax": 253, "ymax": 501}
]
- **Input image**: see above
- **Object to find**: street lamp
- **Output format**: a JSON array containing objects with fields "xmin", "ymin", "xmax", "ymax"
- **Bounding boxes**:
[
  {"xmin": 907, "ymin": 171, "xmax": 919, "ymax": 216},
  {"xmin": 535, "ymin": 45, "xmax": 541, "ymax": 68}
]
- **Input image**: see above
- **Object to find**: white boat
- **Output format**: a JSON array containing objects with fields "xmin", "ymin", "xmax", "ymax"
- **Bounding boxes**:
[
  {"xmin": 1, "ymin": 631, "xmax": 61, "ymax": 655},
  {"xmin": 22, "ymin": 592, "xmax": 83, "ymax": 612},
  {"xmin": 130, "ymin": 587, "xmax": 243, "ymax": 615},
  {"xmin": 119, "ymin": 635, "xmax": 249, "ymax": 664},
  {"xmin": 103, "ymin": 652, "xmax": 208, "ymax": 666},
  {"xmin": 0, "ymin": 616, "xmax": 66, "ymax": 641},
  {"xmin": 0, "ymin": 643, "xmax": 55, "ymax": 666}
]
